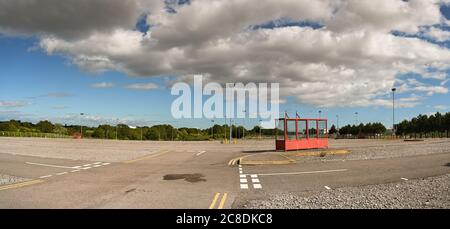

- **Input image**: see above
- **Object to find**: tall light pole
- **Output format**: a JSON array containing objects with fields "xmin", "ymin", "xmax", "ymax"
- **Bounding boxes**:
[
  {"xmin": 115, "ymin": 118, "xmax": 119, "ymax": 140},
  {"xmin": 80, "ymin": 113, "xmax": 84, "ymax": 138},
  {"xmin": 336, "ymin": 115, "xmax": 339, "ymax": 133},
  {"xmin": 318, "ymin": 110, "xmax": 322, "ymax": 119},
  {"xmin": 392, "ymin": 88, "xmax": 396, "ymax": 135},
  {"xmin": 242, "ymin": 109, "xmax": 246, "ymax": 140},
  {"xmin": 229, "ymin": 118, "xmax": 233, "ymax": 143},
  {"xmin": 355, "ymin": 112, "xmax": 359, "ymax": 125},
  {"xmin": 259, "ymin": 119, "xmax": 262, "ymax": 140},
  {"xmin": 211, "ymin": 120, "xmax": 214, "ymax": 139}
]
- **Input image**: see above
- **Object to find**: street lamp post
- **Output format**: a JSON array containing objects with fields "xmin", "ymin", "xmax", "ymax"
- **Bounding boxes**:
[
  {"xmin": 319, "ymin": 110, "xmax": 322, "ymax": 119},
  {"xmin": 242, "ymin": 110, "xmax": 246, "ymax": 140},
  {"xmin": 211, "ymin": 120, "xmax": 214, "ymax": 139},
  {"xmin": 336, "ymin": 115, "xmax": 339, "ymax": 134},
  {"xmin": 115, "ymin": 118, "xmax": 119, "ymax": 140},
  {"xmin": 229, "ymin": 119, "xmax": 233, "ymax": 143},
  {"xmin": 392, "ymin": 88, "xmax": 396, "ymax": 135},
  {"xmin": 80, "ymin": 113, "xmax": 84, "ymax": 138},
  {"xmin": 355, "ymin": 112, "xmax": 359, "ymax": 125},
  {"xmin": 259, "ymin": 119, "xmax": 262, "ymax": 140}
]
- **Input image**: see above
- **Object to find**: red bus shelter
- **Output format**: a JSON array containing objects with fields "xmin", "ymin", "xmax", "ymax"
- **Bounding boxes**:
[{"xmin": 275, "ymin": 113, "xmax": 328, "ymax": 151}]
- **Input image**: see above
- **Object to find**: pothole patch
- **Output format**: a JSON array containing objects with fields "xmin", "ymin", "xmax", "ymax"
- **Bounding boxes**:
[{"xmin": 163, "ymin": 173, "xmax": 206, "ymax": 183}]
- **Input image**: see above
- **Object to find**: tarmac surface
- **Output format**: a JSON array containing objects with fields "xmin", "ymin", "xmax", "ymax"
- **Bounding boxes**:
[{"xmin": 0, "ymin": 137, "xmax": 449, "ymax": 208}]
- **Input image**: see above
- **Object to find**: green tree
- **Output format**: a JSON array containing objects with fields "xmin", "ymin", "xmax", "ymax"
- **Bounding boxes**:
[{"xmin": 36, "ymin": 120, "xmax": 55, "ymax": 133}]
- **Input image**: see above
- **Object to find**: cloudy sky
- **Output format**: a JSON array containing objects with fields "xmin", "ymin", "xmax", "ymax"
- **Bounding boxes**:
[{"xmin": 1, "ymin": 0, "xmax": 450, "ymax": 128}]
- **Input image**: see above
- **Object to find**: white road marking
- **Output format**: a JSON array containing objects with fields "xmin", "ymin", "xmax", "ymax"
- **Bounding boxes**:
[
  {"xmin": 256, "ymin": 169, "xmax": 348, "ymax": 176},
  {"xmin": 82, "ymin": 167, "xmax": 92, "ymax": 170},
  {"xmin": 39, "ymin": 175, "xmax": 52, "ymax": 179},
  {"xmin": 240, "ymin": 184, "xmax": 248, "ymax": 189},
  {"xmin": 25, "ymin": 162, "xmax": 76, "ymax": 169},
  {"xmin": 253, "ymin": 184, "xmax": 262, "ymax": 189},
  {"xmin": 56, "ymin": 172, "xmax": 68, "ymax": 176},
  {"xmin": 240, "ymin": 178, "xmax": 247, "ymax": 183},
  {"xmin": 239, "ymin": 171, "xmax": 243, "ymax": 174},
  {"xmin": 324, "ymin": 186, "xmax": 331, "ymax": 190},
  {"xmin": 239, "ymin": 175, "xmax": 246, "ymax": 178},
  {"xmin": 196, "ymin": 150, "xmax": 206, "ymax": 156},
  {"xmin": 252, "ymin": 179, "xmax": 260, "ymax": 183},
  {"xmin": 93, "ymin": 162, "xmax": 102, "ymax": 165},
  {"xmin": 102, "ymin": 163, "xmax": 110, "ymax": 166},
  {"xmin": 70, "ymin": 170, "xmax": 80, "ymax": 173},
  {"xmin": 250, "ymin": 174, "xmax": 258, "ymax": 178},
  {"xmin": 83, "ymin": 164, "xmax": 91, "ymax": 167},
  {"xmin": 401, "ymin": 178, "xmax": 409, "ymax": 181},
  {"xmin": 93, "ymin": 165, "xmax": 102, "ymax": 167}
]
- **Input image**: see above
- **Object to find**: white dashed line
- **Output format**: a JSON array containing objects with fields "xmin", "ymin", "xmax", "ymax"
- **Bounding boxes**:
[
  {"xmin": 240, "ymin": 178, "xmax": 247, "ymax": 183},
  {"xmin": 196, "ymin": 151, "xmax": 206, "ymax": 156},
  {"xmin": 240, "ymin": 174, "xmax": 246, "ymax": 178},
  {"xmin": 83, "ymin": 164, "xmax": 91, "ymax": 167},
  {"xmin": 39, "ymin": 175, "xmax": 52, "ymax": 179},
  {"xmin": 93, "ymin": 165, "xmax": 102, "ymax": 167},
  {"xmin": 25, "ymin": 162, "xmax": 76, "ymax": 169},
  {"xmin": 102, "ymin": 163, "xmax": 110, "ymax": 166},
  {"xmin": 56, "ymin": 172, "xmax": 68, "ymax": 176},
  {"xmin": 252, "ymin": 179, "xmax": 260, "ymax": 183},
  {"xmin": 239, "ymin": 171, "xmax": 243, "ymax": 174},
  {"xmin": 324, "ymin": 186, "xmax": 331, "ymax": 190},
  {"xmin": 93, "ymin": 162, "xmax": 102, "ymax": 165},
  {"xmin": 240, "ymin": 184, "xmax": 249, "ymax": 189},
  {"xmin": 401, "ymin": 178, "xmax": 408, "ymax": 181},
  {"xmin": 82, "ymin": 167, "xmax": 92, "ymax": 170},
  {"xmin": 253, "ymin": 184, "xmax": 262, "ymax": 189},
  {"xmin": 70, "ymin": 170, "xmax": 80, "ymax": 173},
  {"xmin": 250, "ymin": 174, "xmax": 258, "ymax": 178}
]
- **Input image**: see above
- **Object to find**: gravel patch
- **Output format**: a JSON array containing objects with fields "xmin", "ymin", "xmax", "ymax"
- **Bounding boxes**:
[
  {"xmin": 0, "ymin": 174, "xmax": 29, "ymax": 185},
  {"xmin": 243, "ymin": 174, "xmax": 450, "ymax": 209}
]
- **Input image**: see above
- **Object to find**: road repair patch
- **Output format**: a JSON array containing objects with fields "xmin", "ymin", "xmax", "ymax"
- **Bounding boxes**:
[{"xmin": 163, "ymin": 173, "xmax": 206, "ymax": 183}]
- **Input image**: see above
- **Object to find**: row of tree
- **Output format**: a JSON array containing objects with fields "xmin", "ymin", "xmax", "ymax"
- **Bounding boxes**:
[
  {"xmin": 2, "ymin": 111, "xmax": 450, "ymax": 140},
  {"xmin": 0, "ymin": 119, "xmax": 272, "ymax": 141},
  {"xmin": 329, "ymin": 122, "xmax": 387, "ymax": 137},
  {"xmin": 395, "ymin": 112, "xmax": 450, "ymax": 138}
]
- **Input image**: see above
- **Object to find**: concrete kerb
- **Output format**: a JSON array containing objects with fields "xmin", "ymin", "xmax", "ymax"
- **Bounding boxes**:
[{"xmin": 228, "ymin": 149, "xmax": 351, "ymax": 166}]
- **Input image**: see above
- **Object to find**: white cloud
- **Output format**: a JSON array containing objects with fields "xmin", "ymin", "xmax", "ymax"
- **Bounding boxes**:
[
  {"xmin": 0, "ymin": 101, "xmax": 29, "ymax": 108},
  {"xmin": 423, "ymin": 27, "xmax": 450, "ymax": 42},
  {"xmin": 91, "ymin": 82, "xmax": 114, "ymax": 88},
  {"xmin": 434, "ymin": 104, "xmax": 450, "ymax": 110},
  {"xmin": 125, "ymin": 82, "xmax": 159, "ymax": 90},
  {"xmin": 1, "ymin": 0, "xmax": 450, "ymax": 108}
]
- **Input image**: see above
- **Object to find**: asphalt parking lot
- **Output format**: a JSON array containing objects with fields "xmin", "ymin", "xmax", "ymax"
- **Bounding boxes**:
[{"xmin": 0, "ymin": 137, "xmax": 449, "ymax": 208}]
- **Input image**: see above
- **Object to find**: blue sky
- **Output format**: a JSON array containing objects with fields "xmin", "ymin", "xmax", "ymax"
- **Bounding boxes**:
[{"xmin": 1, "ymin": 1, "xmax": 450, "ymax": 129}]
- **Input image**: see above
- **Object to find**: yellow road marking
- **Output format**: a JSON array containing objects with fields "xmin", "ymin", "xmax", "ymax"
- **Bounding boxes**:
[
  {"xmin": 0, "ymin": 179, "xmax": 44, "ymax": 191},
  {"xmin": 209, "ymin": 192, "xmax": 221, "ymax": 209},
  {"xmin": 123, "ymin": 150, "xmax": 169, "ymax": 164},
  {"xmin": 218, "ymin": 193, "xmax": 228, "ymax": 209}
]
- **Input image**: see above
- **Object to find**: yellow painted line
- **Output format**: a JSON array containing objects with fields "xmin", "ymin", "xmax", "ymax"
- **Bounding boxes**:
[
  {"xmin": 209, "ymin": 192, "xmax": 221, "ymax": 209},
  {"xmin": 0, "ymin": 179, "xmax": 44, "ymax": 191},
  {"xmin": 218, "ymin": 193, "xmax": 228, "ymax": 209},
  {"xmin": 123, "ymin": 150, "xmax": 169, "ymax": 164}
]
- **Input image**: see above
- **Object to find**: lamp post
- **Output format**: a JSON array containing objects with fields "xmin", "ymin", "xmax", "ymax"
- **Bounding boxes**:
[
  {"xmin": 211, "ymin": 120, "xmax": 214, "ymax": 139},
  {"xmin": 115, "ymin": 118, "xmax": 119, "ymax": 140},
  {"xmin": 355, "ymin": 112, "xmax": 359, "ymax": 125},
  {"xmin": 392, "ymin": 88, "xmax": 396, "ymax": 135},
  {"xmin": 229, "ymin": 118, "xmax": 233, "ymax": 143},
  {"xmin": 336, "ymin": 115, "xmax": 339, "ymax": 134},
  {"xmin": 319, "ymin": 110, "xmax": 322, "ymax": 119},
  {"xmin": 80, "ymin": 113, "xmax": 84, "ymax": 138},
  {"xmin": 259, "ymin": 119, "xmax": 262, "ymax": 140},
  {"xmin": 242, "ymin": 110, "xmax": 246, "ymax": 139}
]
